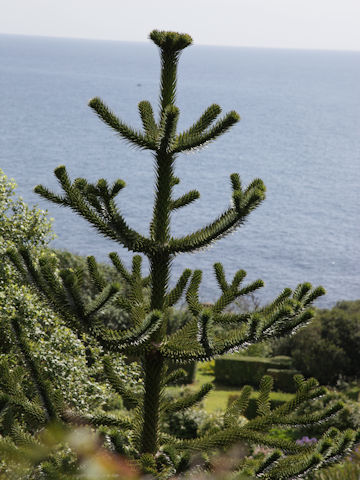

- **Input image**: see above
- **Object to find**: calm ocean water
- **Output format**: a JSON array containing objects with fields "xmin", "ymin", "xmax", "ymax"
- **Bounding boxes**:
[{"xmin": 1, "ymin": 34, "xmax": 359, "ymax": 307}]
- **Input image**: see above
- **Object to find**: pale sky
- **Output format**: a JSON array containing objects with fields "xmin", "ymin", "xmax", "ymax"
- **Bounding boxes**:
[{"xmin": 1, "ymin": 0, "xmax": 360, "ymax": 51}]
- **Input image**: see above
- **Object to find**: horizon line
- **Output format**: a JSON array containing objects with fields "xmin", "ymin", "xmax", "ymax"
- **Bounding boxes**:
[{"xmin": 1, "ymin": 31, "xmax": 360, "ymax": 54}]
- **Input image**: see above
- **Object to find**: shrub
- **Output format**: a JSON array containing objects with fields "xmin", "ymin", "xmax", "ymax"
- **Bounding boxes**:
[
  {"xmin": 271, "ymin": 355, "xmax": 294, "ymax": 367},
  {"xmin": 164, "ymin": 408, "xmax": 224, "ymax": 440},
  {"xmin": 0, "ymin": 172, "xmax": 104, "ymax": 411},
  {"xmin": 214, "ymin": 355, "xmax": 293, "ymax": 388},
  {"xmin": 198, "ymin": 359, "xmax": 215, "ymax": 376},
  {"xmin": 273, "ymin": 300, "xmax": 360, "ymax": 385},
  {"xmin": 344, "ymin": 386, "xmax": 360, "ymax": 402},
  {"xmin": 266, "ymin": 369, "xmax": 300, "ymax": 393},
  {"xmin": 0, "ymin": 172, "xmax": 141, "ymax": 413},
  {"xmin": 294, "ymin": 389, "xmax": 360, "ymax": 439}
]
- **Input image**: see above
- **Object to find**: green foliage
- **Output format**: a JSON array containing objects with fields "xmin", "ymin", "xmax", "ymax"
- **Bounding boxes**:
[
  {"xmin": 313, "ymin": 462, "xmax": 360, "ymax": 480},
  {"xmin": 54, "ymin": 249, "xmax": 133, "ymax": 331},
  {"xmin": 294, "ymin": 389, "xmax": 360, "ymax": 438},
  {"xmin": 273, "ymin": 300, "xmax": 360, "ymax": 385},
  {"xmin": 166, "ymin": 361, "xmax": 197, "ymax": 385},
  {"xmin": 166, "ymin": 308, "xmax": 197, "ymax": 384},
  {"xmin": 214, "ymin": 355, "xmax": 293, "ymax": 388},
  {"xmin": 0, "ymin": 172, "xmax": 105, "ymax": 411},
  {"xmin": 0, "ymin": 169, "xmax": 54, "ymax": 252},
  {"xmin": 0, "ymin": 173, "xmax": 141, "ymax": 414},
  {"xmin": 266, "ymin": 369, "xmax": 301, "ymax": 393},
  {"xmin": 163, "ymin": 396, "xmax": 224, "ymax": 440},
  {"xmin": 0, "ymin": 288, "xmax": 110, "ymax": 412},
  {"xmin": 1, "ymin": 30, "xmax": 358, "ymax": 480},
  {"xmin": 0, "ymin": 168, "xmax": 54, "ymax": 289},
  {"xmin": 342, "ymin": 383, "xmax": 360, "ymax": 402},
  {"xmin": 198, "ymin": 359, "xmax": 215, "ymax": 376},
  {"xmin": 311, "ymin": 446, "xmax": 360, "ymax": 480},
  {"xmin": 0, "ymin": 423, "xmax": 140, "ymax": 480},
  {"xmin": 228, "ymin": 391, "xmax": 291, "ymax": 420},
  {"xmin": 1, "ymin": 369, "xmax": 360, "ymax": 479}
]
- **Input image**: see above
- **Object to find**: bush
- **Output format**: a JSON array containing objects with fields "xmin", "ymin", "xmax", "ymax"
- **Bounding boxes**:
[
  {"xmin": 271, "ymin": 355, "xmax": 294, "ymax": 367},
  {"xmin": 0, "ymin": 171, "xmax": 141, "ymax": 413},
  {"xmin": 163, "ymin": 388, "xmax": 224, "ymax": 439},
  {"xmin": 294, "ymin": 389, "xmax": 360, "ymax": 439},
  {"xmin": 266, "ymin": 369, "xmax": 300, "ymax": 393},
  {"xmin": 164, "ymin": 408, "xmax": 223, "ymax": 440},
  {"xmin": 214, "ymin": 355, "xmax": 293, "ymax": 388},
  {"xmin": 198, "ymin": 359, "xmax": 215, "ymax": 376},
  {"xmin": 273, "ymin": 300, "xmax": 360, "ymax": 385}
]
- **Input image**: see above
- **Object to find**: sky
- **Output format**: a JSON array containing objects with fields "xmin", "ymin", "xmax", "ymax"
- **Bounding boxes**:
[{"xmin": 1, "ymin": 0, "xmax": 360, "ymax": 51}]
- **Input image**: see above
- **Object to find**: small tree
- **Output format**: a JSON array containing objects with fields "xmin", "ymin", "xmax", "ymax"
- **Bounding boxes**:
[{"xmin": 3, "ymin": 31, "xmax": 360, "ymax": 479}]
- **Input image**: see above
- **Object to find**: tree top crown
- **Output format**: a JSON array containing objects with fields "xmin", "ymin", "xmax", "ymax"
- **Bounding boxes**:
[{"xmin": 149, "ymin": 30, "xmax": 193, "ymax": 52}]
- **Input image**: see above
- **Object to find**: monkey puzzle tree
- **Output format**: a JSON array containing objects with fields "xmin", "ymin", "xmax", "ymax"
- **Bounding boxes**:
[{"xmin": 3, "ymin": 30, "xmax": 360, "ymax": 479}]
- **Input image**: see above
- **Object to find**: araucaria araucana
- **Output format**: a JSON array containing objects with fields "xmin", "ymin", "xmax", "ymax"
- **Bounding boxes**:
[{"xmin": 3, "ymin": 30, "xmax": 360, "ymax": 479}]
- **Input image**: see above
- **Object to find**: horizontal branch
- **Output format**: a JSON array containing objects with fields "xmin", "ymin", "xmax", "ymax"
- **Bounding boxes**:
[
  {"xmin": 93, "ymin": 310, "xmax": 162, "ymax": 352},
  {"xmin": 62, "ymin": 410, "xmax": 132, "ymax": 429},
  {"xmin": 173, "ymin": 426, "xmax": 305, "ymax": 453},
  {"xmin": 35, "ymin": 166, "xmax": 155, "ymax": 254}
]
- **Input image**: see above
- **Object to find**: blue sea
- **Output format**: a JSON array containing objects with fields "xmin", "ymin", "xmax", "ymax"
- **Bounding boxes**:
[{"xmin": 1, "ymin": 34, "xmax": 359, "ymax": 307}]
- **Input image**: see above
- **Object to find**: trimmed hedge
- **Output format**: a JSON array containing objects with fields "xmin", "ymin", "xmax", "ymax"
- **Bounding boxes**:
[
  {"xmin": 214, "ymin": 355, "xmax": 293, "ymax": 388},
  {"xmin": 266, "ymin": 369, "xmax": 300, "ymax": 393},
  {"xmin": 271, "ymin": 356, "xmax": 294, "ymax": 367}
]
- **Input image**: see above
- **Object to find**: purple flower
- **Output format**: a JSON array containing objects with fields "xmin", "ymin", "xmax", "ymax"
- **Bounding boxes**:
[{"xmin": 296, "ymin": 436, "xmax": 317, "ymax": 446}]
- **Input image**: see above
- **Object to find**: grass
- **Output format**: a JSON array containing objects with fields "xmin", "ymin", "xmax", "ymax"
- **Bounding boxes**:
[{"xmin": 168, "ymin": 368, "xmax": 294, "ymax": 413}]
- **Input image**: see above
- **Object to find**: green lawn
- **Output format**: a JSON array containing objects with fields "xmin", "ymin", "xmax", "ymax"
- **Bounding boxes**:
[{"xmin": 168, "ymin": 369, "xmax": 294, "ymax": 413}]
